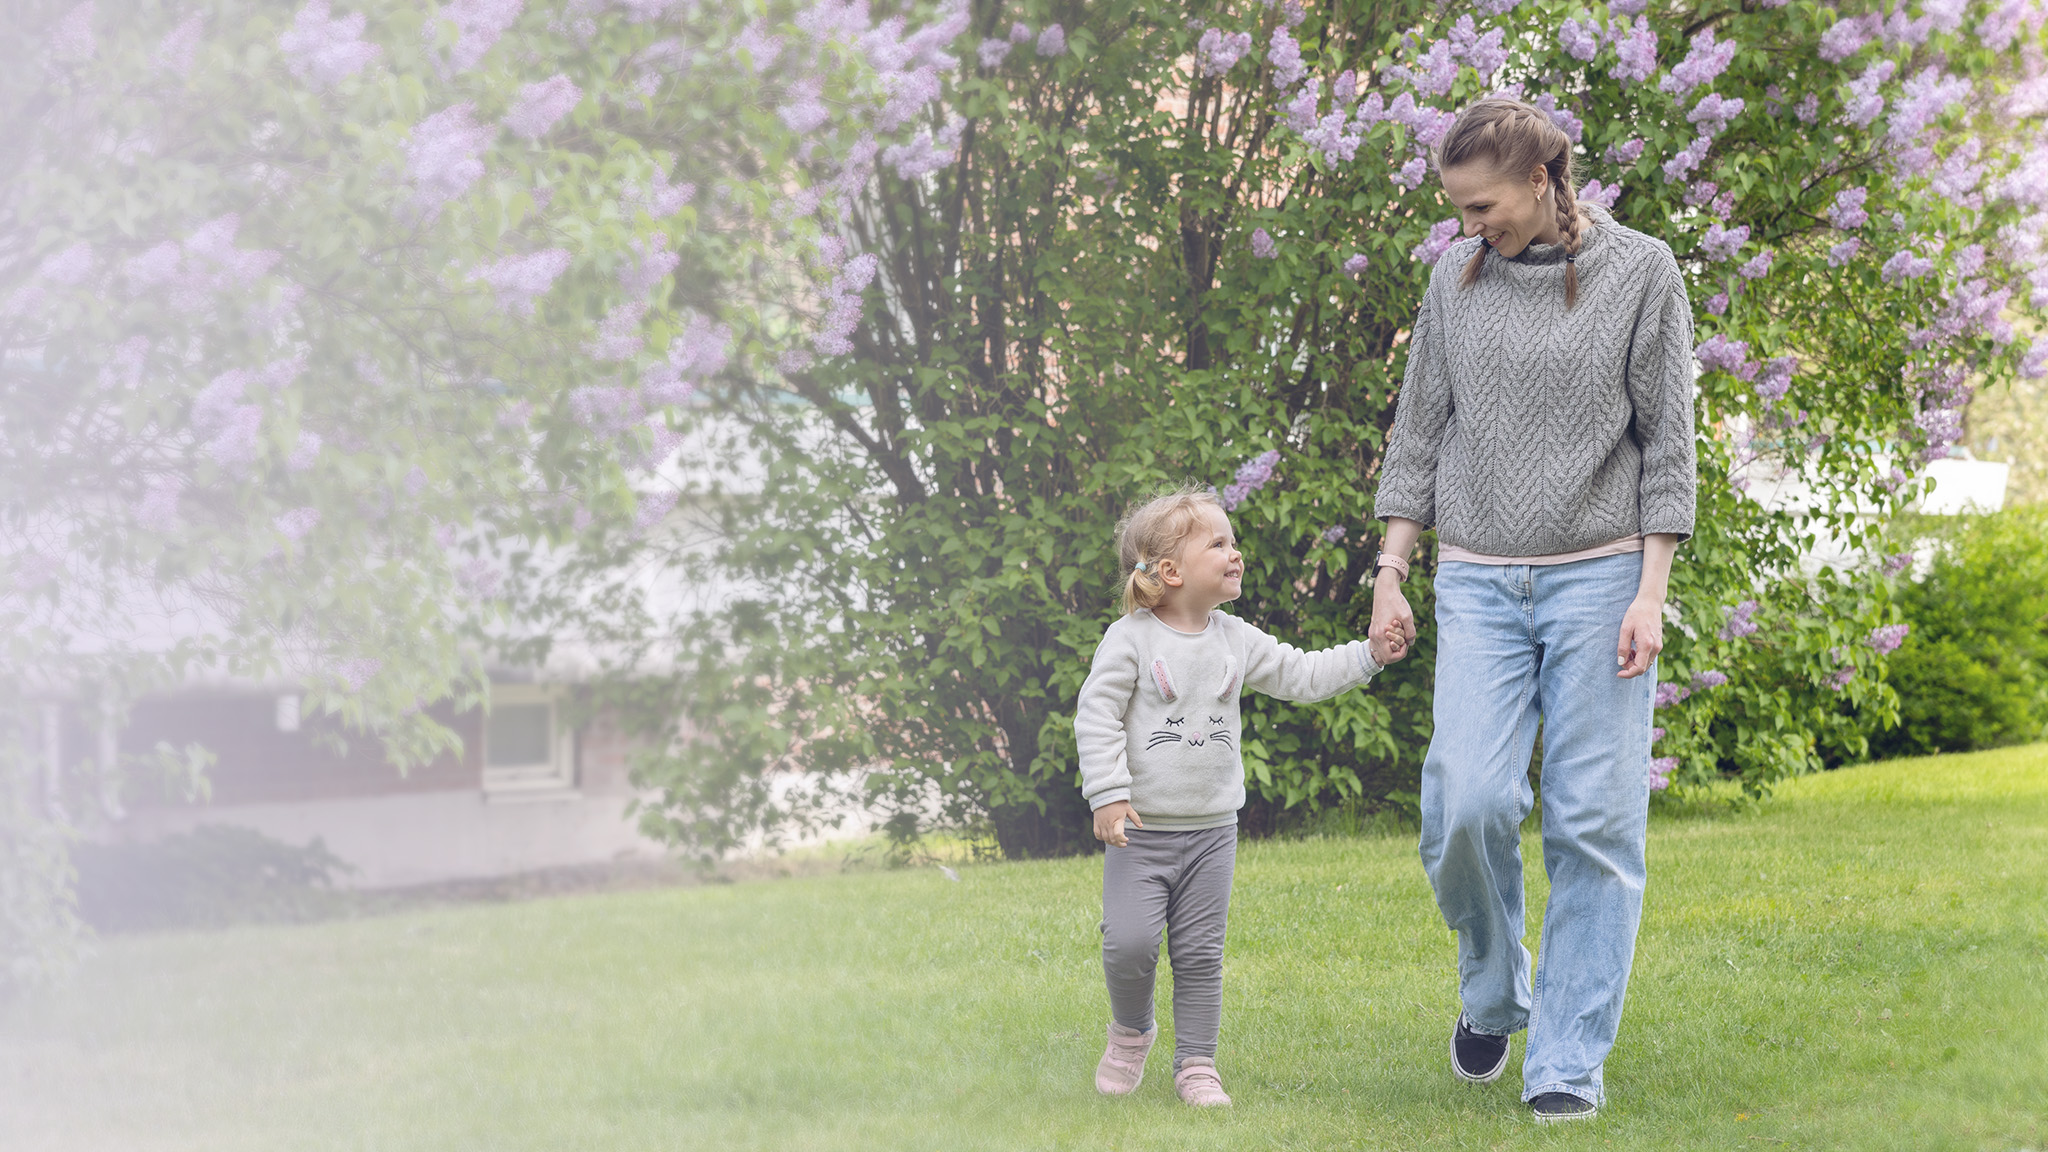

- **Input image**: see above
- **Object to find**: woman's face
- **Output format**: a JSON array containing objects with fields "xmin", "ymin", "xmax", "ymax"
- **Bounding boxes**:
[{"xmin": 1439, "ymin": 162, "xmax": 1553, "ymax": 259}]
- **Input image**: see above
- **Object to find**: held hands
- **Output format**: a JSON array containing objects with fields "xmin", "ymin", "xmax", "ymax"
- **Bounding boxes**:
[
  {"xmin": 1093, "ymin": 800, "xmax": 1142, "ymax": 847},
  {"xmin": 1370, "ymin": 570, "xmax": 1418, "ymax": 666},
  {"xmin": 1616, "ymin": 595, "xmax": 1665, "ymax": 679}
]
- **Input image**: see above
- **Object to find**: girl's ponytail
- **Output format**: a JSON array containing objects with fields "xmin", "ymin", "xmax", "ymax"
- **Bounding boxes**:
[{"xmin": 1114, "ymin": 484, "xmax": 1225, "ymax": 616}]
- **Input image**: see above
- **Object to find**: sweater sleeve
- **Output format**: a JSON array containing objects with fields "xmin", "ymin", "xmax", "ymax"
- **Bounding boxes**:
[
  {"xmin": 1074, "ymin": 624, "xmax": 1141, "ymax": 811},
  {"xmin": 1234, "ymin": 617, "xmax": 1381, "ymax": 704},
  {"xmin": 1627, "ymin": 249, "xmax": 1699, "ymax": 541},
  {"xmin": 1373, "ymin": 279, "xmax": 1453, "ymax": 527}
]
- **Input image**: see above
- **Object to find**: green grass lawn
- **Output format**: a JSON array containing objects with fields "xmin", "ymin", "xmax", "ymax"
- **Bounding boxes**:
[{"xmin": 2, "ymin": 747, "xmax": 2045, "ymax": 1151}]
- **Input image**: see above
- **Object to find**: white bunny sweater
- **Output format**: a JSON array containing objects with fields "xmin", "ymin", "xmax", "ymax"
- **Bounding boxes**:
[{"xmin": 1075, "ymin": 609, "xmax": 1381, "ymax": 829}]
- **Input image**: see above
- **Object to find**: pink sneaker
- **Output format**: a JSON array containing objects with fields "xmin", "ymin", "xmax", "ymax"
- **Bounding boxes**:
[
  {"xmin": 1094, "ymin": 1022, "xmax": 1155, "ymax": 1095},
  {"xmin": 1175, "ymin": 1059, "xmax": 1232, "ymax": 1107}
]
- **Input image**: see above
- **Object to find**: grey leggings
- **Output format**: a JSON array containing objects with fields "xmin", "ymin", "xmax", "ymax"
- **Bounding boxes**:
[{"xmin": 1100, "ymin": 824, "xmax": 1237, "ymax": 1070}]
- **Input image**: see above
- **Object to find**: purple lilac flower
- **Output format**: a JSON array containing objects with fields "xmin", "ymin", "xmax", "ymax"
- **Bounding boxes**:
[
  {"xmin": 1652, "ymin": 726, "xmax": 1667, "ymax": 743},
  {"xmin": 569, "ymin": 385, "xmax": 642, "ymax": 433},
  {"xmin": 405, "ymin": 103, "xmax": 493, "ymax": 211},
  {"xmin": 275, "ymin": 507, "xmax": 321, "ymax": 541},
  {"xmin": 1828, "ymin": 237, "xmax": 1862, "ymax": 266},
  {"xmin": 1197, "ymin": 27, "xmax": 1253, "ymax": 76},
  {"xmin": 1268, "ymin": 27, "xmax": 1305, "ymax": 87},
  {"xmin": 1284, "ymin": 82, "xmax": 1323, "ymax": 132},
  {"xmin": 136, "ymin": 478, "xmax": 182, "ymax": 531},
  {"xmin": 1695, "ymin": 333, "xmax": 1752, "ymax": 374},
  {"xmin": 1881, "ymin": 249, "xmax": 1936, "ymax": 282},
  {"xmin": 1660, "ymin": 28, "xmax": 1736, "ymax": 97},
  {"xmin": 588, "ymin": 301, "xmax": 649, "ymax": 361},
  {"xmin": 335, "ymin": 657, "xmax": 382, "ymax": 691},
  {"xmin": 1868, "ymin": 623, "xmax": 1911, "ymax": 655},
  {"xmin": 977, "ymin": 38, "xmax": 1011, "ymax": 68},
  {"xmin": 1720, "ymin": 599, "xmax": 1761, "ymax": 640},
  {"xmin": 1754, "ymin": 356, "xmax": 1796, "ymax": 403},
  {"xmin": 1392, "ymin": 155, "xmax": 1428, "ymax": 191},
  {"xmin": 1321, "ymin": 525, "xmax": 1346, "ymax": 543},
  {"xmin": 1606, "ymin": 136, "xmax": 1646, "ymax": 165},
  {"xmin": 1706, "ymin": 291, "xmax": 1729, "ymax": 315},
  {"xmin": 1737, "ymin": 249, "xmax": 1774, "ymax": 280},
  {"xmin": 1661, "ymin": 134, "xmax": 1713, "ymax": 183},
  {"xmin": 1559, "ymin": 18, "xmax": 1602, "ymax": 61},
  {"xmin": 1529, "ymin": 93, "xmax": 1583, "ymax": 143},
  {"xmin": 1342, "ymin": 253, "xmax": 1370, "ymax": 277},
  {"xmin": 1450, "ymin": 17, "xmax": 1509, "ymax": 78},
  {"xmin": 1830, "ymin": 187, "xmax": 1870, "ymax": 230},
  {"xmin": 877, "ymin": 66, "xmax": 942, "ymax": 132},
  {"xmin": 1819, "ymin": 11, "xmax": 1881, "ymax": 61},
  {"xmin": 1931, "ymin": 139, "xmax": 1985, "ymax": 209},
  {"xmin": 1689, "ymin": 92, "xmax": 1745, "ymax": 135},
  {"xmin": 1884, "ymin": 8, "xmax": 1935, "ymax": 47},
  {"xmin": 1610, "ymin": 0, "xmax": 1647, "ymax": 12},
  {"xmin": 1842, "ymin": 60, "xmax": 1896, "ymax": 128},
  {"xmin": 1889, "ymin": 67, "xmax": 1973, "ymax": 148},
  {"xmin": 624, "ymin": 169, "xmax": 694, "ymax": 218},
  {"xmin": 279, "ymin": 1, "xmax": 381, "ymax": 88},
  {"xmin": 1701, "ymin": 221, "xmax": 1749, "ymax": 262},
  {"xmin": 470, "ymin": 248, "xmax": 570, "ymax": 316},
  {"xmin": 1648, "ymin": 757, "xmax": 1678, "ymax": 791},
  {"xmin": 1302, "ymin": 111, "xmax": 1364, "ymax": 163},
  {"xmin": 1251, "ymin": 228, "xmax": 1279, "ymax": 259},
  {"xmin": 1654, "ymin": 681, "xmax": 1690, "ymax": 708},
  {"xmin": 205, "ymin": 405, "xmax": 263, "ymax": 470},
  {"xmin": 1826, "ymin": 665, "xmax": 1856, "ymax": 691},
  {"xmin": 505, "ymin": 74, "xmax": 580, "ymax": 140},
  {"xmin": 1401, "ymin": 38, "xmax": 1460, "ymax": 97},
  {"xmin": 1279, "ymin": 1, "xmax": 1308, "ymax": 28},
  {"xmin": 432, "ymin": 0, "xmax": 522, "ymax": 73},
  {"xmin": 2022, "ymin": 342, "xmax": 2048, "ymax": 378},
  {"xmin": 155, "ymin": 12, "xmax": 204, "ymax": 75},
  {"xmin": 1925, "ymin": 0, "xmax": 1970, "ymax": 33},
  {"xmin": 287, "ymin": 430, "xmax": 323, "ymax": 472},
  {"xmin": 633, "ymin": 489, "xmax": 680, "ymax": 533},
  {"xmin": 1579, "ymin": 178, "xmax": 1621, "ymax": 209},
  {"xmin": 1882, "ymin": 551, "xmax": 1914, "ymax": 576},
  {"xmin": 1036, "ymin": 23, "xmax": 1065, "ymax": 57},
  {"xmin": 1219, "ymin": 450, "xmax": 1282, "ymax": 511},
  {"xmin": 1978, "ymin": 0, "xmax": 2047, "ymax": 50},
  {"xmin": 731, "ymin": 20, "xmax": 782, "ymax": 72},
  {"xmin": 1008, "ymin": 21, "xmax": 1033, "ymax": 44},
  {"xmin": 618, "ymin": 233, "xmax": 679, "ymax": 298},
  {"xmin": 884, "ymin": 118, "xmax": 965, "ymax": 180},
  {"xmin": 814, "ymin": 251, "xmax": 880, "ymax": 357},
  {"xmin": 1914, "ymin": 405, "xmax": 1965, "ymax": 459},
  {"xmin": 1609, "ymin": 18, "xmax": 1658, "ymax": 84},
  {"xmin": 50, "ymin": 2, "xmax": 95, "ymax": 61},
  {"xmin": 1795, "ymin": 92, "xmax": 1821, "ymax": 122},
  {"xmin": 1333, "ymin": 70, "xmax": 1358, "ymax": 103},
  {"xmin": 1412, "ymin": 218, "xmax": 1462, "ymax": 264},
  {"xmin": 1691, "ymin": 670, "xmax": 1729, "ymax": 692}
]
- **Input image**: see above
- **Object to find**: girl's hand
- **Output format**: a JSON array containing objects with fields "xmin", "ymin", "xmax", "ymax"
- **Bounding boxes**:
[
  {"xmin": 1093, "ymin": 801, "xmax": 1142, "ymax": 847},
  {"xmin": 1616, "ymin": 595, "xmax": 1664, "ymax": 679},
  {"xmin": 1371, "ymin": 571, "xmax": 1417, "ymax": 664}
]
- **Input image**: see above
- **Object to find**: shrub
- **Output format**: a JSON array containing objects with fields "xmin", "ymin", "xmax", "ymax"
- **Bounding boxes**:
[{"xmin": 1874, "ymin": 507, "xmax": 2048, "ymax": 757}]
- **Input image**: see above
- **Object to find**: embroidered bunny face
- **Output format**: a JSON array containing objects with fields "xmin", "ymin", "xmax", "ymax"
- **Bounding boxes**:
[{"xmin": 1145, "ymin": 656, "xmax": 1242, "ymax": 754}]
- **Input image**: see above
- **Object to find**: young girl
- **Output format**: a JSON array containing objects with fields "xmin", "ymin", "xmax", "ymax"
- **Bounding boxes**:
[{"xmin": 1075, "ymin": 486, "xmax": 1404, "ymax": 1106}]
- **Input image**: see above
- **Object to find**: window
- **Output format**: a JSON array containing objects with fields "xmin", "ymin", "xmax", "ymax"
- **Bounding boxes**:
[{"xmin": 481, "ymin": 684, "xmax": 575, "ymax": 796}]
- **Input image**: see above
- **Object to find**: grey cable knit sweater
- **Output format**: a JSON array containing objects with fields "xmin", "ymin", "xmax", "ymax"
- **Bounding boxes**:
[{"xmin": 1373, "ymin": 203, "xmax": 1698, "ymax": 556}]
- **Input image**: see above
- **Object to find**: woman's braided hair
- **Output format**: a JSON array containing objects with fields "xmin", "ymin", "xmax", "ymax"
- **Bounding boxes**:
[{"xmin": 1433, "ymin": 97, "xmax": 1586, "ymax": 309}]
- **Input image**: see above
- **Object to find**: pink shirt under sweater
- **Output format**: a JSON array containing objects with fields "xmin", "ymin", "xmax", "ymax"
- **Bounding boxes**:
[{"xmin": 1438, "ymin": 533, "xmax": 1645, "ymax": 566}]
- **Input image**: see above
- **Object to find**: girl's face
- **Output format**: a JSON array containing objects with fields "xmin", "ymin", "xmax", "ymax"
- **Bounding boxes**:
[
  {"xmin": 1439, "ymin": 161, "xmax": 1555, "ymax": 259},
  {"xmin": 1166, "ymin": 504, "xmax": 1243, "ymax": 606}
]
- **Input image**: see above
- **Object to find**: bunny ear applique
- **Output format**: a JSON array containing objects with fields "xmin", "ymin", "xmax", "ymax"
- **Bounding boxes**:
[
  {"xmin": 1151, "ymin": 658, "xmax": 1178, "ymax": 702},
  {"xmin": 1215, "ymin": 657, "xmax": 1241, "ymax": 701}
]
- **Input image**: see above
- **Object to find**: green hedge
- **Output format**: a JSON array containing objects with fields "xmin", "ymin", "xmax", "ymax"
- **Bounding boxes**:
[{"xmin": 1875, "ymin": 506, "xmax": 2048, "ymax": 758}]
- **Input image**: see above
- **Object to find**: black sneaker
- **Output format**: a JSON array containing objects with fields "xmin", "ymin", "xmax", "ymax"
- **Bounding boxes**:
[
  {"xmin": 1450, "ymin": 1013, "xmax": 1509, "ymax": 1083},
  {"xmin": 1529, "ymin": 1091, "xmax": 1598, "ymax": 1123}
]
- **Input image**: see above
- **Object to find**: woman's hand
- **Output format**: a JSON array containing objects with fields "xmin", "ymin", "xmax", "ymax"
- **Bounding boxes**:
[
  {"xmin": 1616, "ymin": 595, "xmax": 1664, "ymax": 679},
  {"xmin": 1093, "ymin": 800, "xmax": 1142, "ymax": 847},
  {"xmin": 1371, "ymin": 570, "xmax": 1418, "ymax": 665}
]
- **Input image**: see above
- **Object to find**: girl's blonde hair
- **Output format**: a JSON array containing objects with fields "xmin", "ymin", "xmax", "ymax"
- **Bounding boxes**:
[
  {"xmin": 1433, "ymin": 96, "xmax": 1587, "ymax": 309},
  {"xmin": 1115, "ymin": 485, "xmax": 1224, "ymax": 616}
]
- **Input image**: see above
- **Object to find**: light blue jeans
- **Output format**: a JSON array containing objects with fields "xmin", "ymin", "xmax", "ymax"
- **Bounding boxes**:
[{"xmin": 1419, "ymin": 553, "xmax": 1654, "ymax": 1107}]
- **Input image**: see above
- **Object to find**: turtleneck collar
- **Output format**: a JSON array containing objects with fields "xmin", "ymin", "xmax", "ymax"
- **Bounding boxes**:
[{"xmin": 1506, "ymin": 201, "xmax": 1614, "ymax": 267}]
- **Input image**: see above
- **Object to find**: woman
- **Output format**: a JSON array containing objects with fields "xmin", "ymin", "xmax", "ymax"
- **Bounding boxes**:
[{"xmin": 1369, "ymin": 98, "xmax": 1697, "ymax": 1123}]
